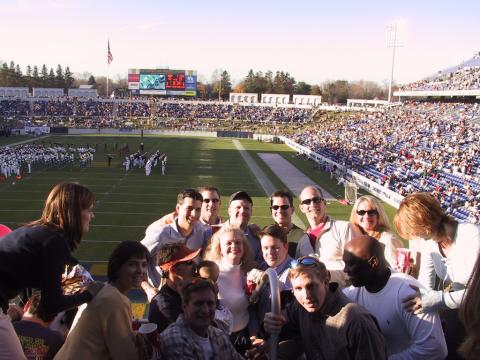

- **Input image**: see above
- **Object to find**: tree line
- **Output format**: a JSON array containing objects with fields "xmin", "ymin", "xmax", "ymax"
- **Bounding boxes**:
[
  {"xmin": 231, "ymin": 69, "xmax": 393, "ymax": 104},
  {"xmin": 0, "ymin": 61, "xmax": 74, "ymax": 90},
  {"xmin": 0, "ymin": 60, "xmax": 395, "ymax": 103}
]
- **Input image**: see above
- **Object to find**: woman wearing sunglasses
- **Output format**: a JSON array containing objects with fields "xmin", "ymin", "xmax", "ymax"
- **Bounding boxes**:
[{"xmin": 349, "ymin": 195, "xmax": 403, "ymax": 269}]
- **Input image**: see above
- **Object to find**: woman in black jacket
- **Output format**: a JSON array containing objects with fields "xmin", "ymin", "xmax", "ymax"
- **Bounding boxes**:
[{"xmin": 0, "ymin": 182, "xmax": 103, "ymax": 359}]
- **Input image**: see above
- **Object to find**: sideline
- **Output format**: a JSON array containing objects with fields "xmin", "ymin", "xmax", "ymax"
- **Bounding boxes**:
[
  {"xmin": 0, "ymin": 135, "xmax": 50, "ymax": 148},
  {"xmin": 258, "ymin": 153, "xmax": 335, "ymax": 200},
  {"xmin": 232, "ymin": 139, "xmax": 305, "ymax": 228}
]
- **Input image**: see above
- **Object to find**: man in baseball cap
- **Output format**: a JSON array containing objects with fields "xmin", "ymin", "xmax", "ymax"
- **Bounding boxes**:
[
  {"xmin": 148, "ymin": 243, "xmax": 200, "ymax": 333},
  {"xmin": 226, "ymin": 191, "xmax": 262, "ymax": 263}
]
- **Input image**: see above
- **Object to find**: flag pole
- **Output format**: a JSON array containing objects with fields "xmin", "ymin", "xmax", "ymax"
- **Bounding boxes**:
[
  {"xmin": 107, "ymin": 40, "xmax": 109, "ymax": 98},
  {"xmin": 107, "ymin": 39, "xmax": 112, "ymax": 98}
]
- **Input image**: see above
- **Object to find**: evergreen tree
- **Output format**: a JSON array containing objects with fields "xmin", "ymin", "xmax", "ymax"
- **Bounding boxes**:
[
  {"xmin": 48, "ymin": 68, "xmax": 55, "ymax": 87},
  {"xmin": 294, "ymin": 81, "xmax": 311, "ymax": 95},
  {"xmin": 32, "ymin": 65, "xmax": 39, "ymax": 79},
  {"xmin": 40, "ymin": 64, "xmax": 48, "ymax": 85},
  {"xmin": 14, "ymin": 64, "xmax": 23, "ymax": 86},
  {"xmin": 214, "ymin": 70, "xmax": 232, "ymax": 100},
  {"xmin": 88, "ymin": 75, "xmax": 97, "ymax": 88},
  {"xmin": 64, "ymin": 66, "xmax": 74, "ymax": 89},
  {"xmin": 243, "ymin": 69, "xmax": 255, "ymax": 93},
  {"xmin": 55, "ymin": 64, "xmax": 64, "ymax": 88}
]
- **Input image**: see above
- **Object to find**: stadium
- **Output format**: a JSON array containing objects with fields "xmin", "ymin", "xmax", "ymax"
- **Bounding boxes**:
[{"xmin": 1, "ymin": 30, "xmax": 480, "ymax": 360}]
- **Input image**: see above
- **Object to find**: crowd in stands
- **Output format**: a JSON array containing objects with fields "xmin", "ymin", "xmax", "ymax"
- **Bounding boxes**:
[
  {"xmin": 291, "ymin": 101, "xmax": 480, "ymax": 224},
  {"xmin": 117, "ymin": 102, "xmax": 150, "ymax": 117},
  {"xmin": 0, "ymin": 99, "xmax": 30, "ymax": 117},
  {"xmin": 231, "ymin": 105, "xmax": 274, "ymax": 121},
  {"xmin": 33, "ymin": 100, "xmax": 74, "ymax": 117},
  {"xmin": 1, "ymin": 184, "xmax": 479, "ymax": 359},
  {"xmin": 1, "ymin": 96, "xmax": 480, "ymax": 225},
  {"xmin": 191, "ymin": 103, "xmax": 233, "ymax": 120},
  {"xmin": 75, "ymin": 100, "xmax": 113, "ymax": 117},
  {"xmin": 271, "ymin": 106, "xmax": 312, "ymax": 123},
  {"xmin": 400, "ymin": 66, "xmax": 480, "ymax": 91}
]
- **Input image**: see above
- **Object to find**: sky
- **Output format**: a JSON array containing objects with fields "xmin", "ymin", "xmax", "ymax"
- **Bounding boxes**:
[{"xmin": 1, "ymin": 0, "xmax": 479, "ymax": 86}]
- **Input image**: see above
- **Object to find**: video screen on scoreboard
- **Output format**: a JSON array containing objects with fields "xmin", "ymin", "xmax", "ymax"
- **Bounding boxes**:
[
  {"xmin": 139, "ymin": 74, "xmax": 166, "ymax": 90},
  {"xmin": 166, "ymin": 73, "xmax": 185, "ymax": 90},
  {"xmin": 129, "ymin": 68, "xmax": 196, "ymax": 96}
]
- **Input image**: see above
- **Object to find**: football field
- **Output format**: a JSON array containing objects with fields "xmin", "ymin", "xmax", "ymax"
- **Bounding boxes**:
[{"xmin": 0, "ymin": 134, "xmax": 398, "ymax": 316}]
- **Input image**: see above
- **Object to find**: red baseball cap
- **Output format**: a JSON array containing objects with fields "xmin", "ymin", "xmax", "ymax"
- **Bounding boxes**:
[
  {"xmin": 0, "ymin": 224, "xmax": 12, "ymax": 238},
  {"xmin": 160, "ymin": 245, "xmax": 201, "ymax": 272}
]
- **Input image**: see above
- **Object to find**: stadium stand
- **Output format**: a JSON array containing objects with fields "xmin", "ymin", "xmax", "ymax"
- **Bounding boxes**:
[
  {"xmin": 290, "ymin": 101, "xmax": 480, "ymax": 223},
  {"xmin": 399, "ymin": 53, "xmax": 480, "ymax": 92}
]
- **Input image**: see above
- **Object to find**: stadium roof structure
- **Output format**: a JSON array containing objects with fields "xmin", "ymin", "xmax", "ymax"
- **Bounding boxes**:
[
  {"xmin": 435, "ymin": 51, "xmax": 480, "ymax": 77},
  {"xmin": 395, "ymin": 51, "xmax": 480, "ymax": 99}
]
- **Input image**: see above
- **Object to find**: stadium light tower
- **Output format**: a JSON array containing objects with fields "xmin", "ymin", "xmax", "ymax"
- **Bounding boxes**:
[{"xmin": 386, "ymin": 20, "xmax": 405, "ymax": 103}]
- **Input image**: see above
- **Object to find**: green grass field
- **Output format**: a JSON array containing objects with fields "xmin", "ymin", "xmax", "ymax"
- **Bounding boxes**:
[
  {"xmin": 1, "ymin": 133, "xmax": 401, "ymax": 315},
  {"xmin": 1, "ymin": 134, "xmax": 400, "ymax": 263}
]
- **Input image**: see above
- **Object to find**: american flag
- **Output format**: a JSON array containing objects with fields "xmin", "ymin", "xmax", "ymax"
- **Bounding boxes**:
[{"xmin": 107, "ymin": 40, "xmax": 113, "ymax": 64}]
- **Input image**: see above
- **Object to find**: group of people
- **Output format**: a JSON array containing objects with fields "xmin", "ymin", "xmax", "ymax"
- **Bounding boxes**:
[
  {"xmin": 0, "ymin": 144, "xmax": 78, "ymax": 180},
  {"xmin": 1, "ymin": 181, "xmax": 479, "ymax": 359},
  {"xmin": 400, "ymin": 64, "xmax": 480, "ymax": 92},
  {"xmin": 117, "ymin": 102, "xmax": 151, "ymax": 118}
]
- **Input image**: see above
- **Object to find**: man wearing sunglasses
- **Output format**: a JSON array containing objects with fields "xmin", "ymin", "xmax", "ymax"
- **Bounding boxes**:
[
  {"xmin": 198, "ymin": 186, "xmax": 222, "ymax": 226},
  {"xmin": 149, "ymin": 243, "xmax": 200, "ymax": 333},
  {"xmin": 262, "ymin": 256, "xmax": 386, "ymax": 359},
  {"xmin": 296, "ymin": 185, "xmax": 358, "ymax": 286},
  {"xmin": 342, "ymin": 235, "xmax": 447, "ymax": 359},
  {"xmin": 270, "ymin": 189, "xmax": 309, "ymax": 257}
]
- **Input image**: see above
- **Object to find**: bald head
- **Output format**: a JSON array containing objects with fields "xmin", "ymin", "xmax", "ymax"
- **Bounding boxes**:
[
  {"xmin": 299, "ymin": 186, "xmax": 326, "ymax": 227},
  {"xmin": 299, "ymin": 186, "xmax": 323, "ymax": 200},
  {"xmin": 344, "ymin": 235, "xmax": 390, "ymax": 290},
  {"xmin": 344, "ymin": 235, "xmax": 377, "ymax": 261}
]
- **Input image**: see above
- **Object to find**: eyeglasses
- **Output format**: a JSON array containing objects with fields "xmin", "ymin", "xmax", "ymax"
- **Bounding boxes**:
[
  {"xmin": 271, "ymin": 204, "xmax": 290, "ymax": 211},
  {"xmin": 203, "ymin": 198, "xmax": 220, "ymax": 204},
  {"xmin": 356, "ymin": 209, "xmax": 378, "ymax": 216},
  {"xmin": 291, "ymin": 256, "xmax": 322, "ymax": 269},
  {"xmin": 300, "ymin": 197, "xmax": 323, "ymax": 205},
  {"xmin": 297, "ymin": 257, "xmax": 320, "ymax": 266}
]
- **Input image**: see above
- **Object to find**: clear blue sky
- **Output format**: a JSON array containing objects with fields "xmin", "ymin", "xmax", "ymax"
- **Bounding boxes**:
[{"xmin": 1, "ymin": 0, "xmax": 478, "ymax": 85}]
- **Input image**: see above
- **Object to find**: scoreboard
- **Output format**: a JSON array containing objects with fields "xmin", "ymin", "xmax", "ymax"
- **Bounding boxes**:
[{"xmin": 128, "ymin": 69, "xmax": 197, "ymax": 96}]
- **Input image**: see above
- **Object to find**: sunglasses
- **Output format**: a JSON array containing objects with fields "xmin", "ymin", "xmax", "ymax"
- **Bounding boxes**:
[
  {"xmin": 271, "ymin": 204, "xmax": 290, "ymax": 211},
  {"xmin": 290, "ymin": 256, "xmax": 322, "ymax": 269},
  {"xmin": 203, "ymin": 198, "xmax": 220, "ymax": 204},
  {"xmin": 356, "ymin": 209, "xmax": 378, "ymax": 216},
  {"xmin": 301, "ymin": 196, "xmax": 323, "ymax": 205}
]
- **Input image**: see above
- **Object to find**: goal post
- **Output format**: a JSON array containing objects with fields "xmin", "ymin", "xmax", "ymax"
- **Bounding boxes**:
[{"xmin": 345, "ymin": 181, "xmax": 359, "ymax": 204}]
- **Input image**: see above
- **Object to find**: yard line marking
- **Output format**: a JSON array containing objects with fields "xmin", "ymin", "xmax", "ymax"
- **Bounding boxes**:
[{"xmin": 232, "ymin": 139, "xmax": 306, "ymax": 228}]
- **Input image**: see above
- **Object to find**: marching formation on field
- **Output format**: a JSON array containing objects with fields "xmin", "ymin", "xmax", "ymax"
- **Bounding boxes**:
[
  {"xmin": 0, "ymin": 144, "xmax": 77, "ymax": 179},
  {"xmin": 1, "ymin": 180, "xmax": 479, "ymax": 360}
]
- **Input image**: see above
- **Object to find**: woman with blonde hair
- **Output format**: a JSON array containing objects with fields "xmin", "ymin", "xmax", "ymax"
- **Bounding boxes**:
[
  {"xmin": 394, "ymin": 192, "xmax": 480, "ymax": 358},
  {"xmin": 203, "ymin": 225, "xmax": 257, "ymax": 355},
  {"xmin": 349, "ymin": 195, "xmax": 403, "ymax": 268}
]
